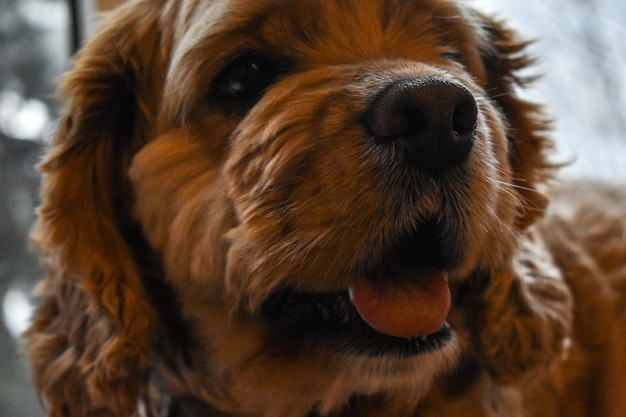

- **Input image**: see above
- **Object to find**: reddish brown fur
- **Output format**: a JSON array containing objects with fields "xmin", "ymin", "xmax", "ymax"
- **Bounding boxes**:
[{"xmin": 25, "ymin": 0, "xmax": 626, "ymax": 416}]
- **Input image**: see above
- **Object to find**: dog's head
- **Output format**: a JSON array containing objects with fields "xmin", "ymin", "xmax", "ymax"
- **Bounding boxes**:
[{"xmin": 27, "ymin": 0, "xmax": 568, "ymax": 416}]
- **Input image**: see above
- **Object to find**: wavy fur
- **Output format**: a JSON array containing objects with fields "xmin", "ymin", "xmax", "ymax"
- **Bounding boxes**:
[{"xmin": 26, "ymin": 1, "xmax": 625, "ymax": 416}]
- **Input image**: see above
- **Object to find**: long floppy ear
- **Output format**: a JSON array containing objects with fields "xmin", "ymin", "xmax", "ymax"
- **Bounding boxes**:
[
  {"xmin": 479, "ymin": 15, "xmax": 555, "ymax": 229},
  {"xmin": 466, "ymin": 16, "xmax": 573, "ymax": 382},
  {"xmin": 25, "ymin": 2, "xmax": 169, "ymax": 415}
]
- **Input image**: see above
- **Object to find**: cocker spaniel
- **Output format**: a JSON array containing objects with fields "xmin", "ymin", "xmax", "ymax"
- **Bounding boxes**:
[{"xmin": 25, "ymin": 0, "xmax": 626, "ymax": 416}]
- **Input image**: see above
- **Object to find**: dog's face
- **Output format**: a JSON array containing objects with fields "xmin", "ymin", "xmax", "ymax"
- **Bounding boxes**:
[
  {"xmin": 130, "ymin": 0, "xmax": 528, "ymax": 411},
  {"xmin": 28, "ymin": 0, "xmax": 561, "ymax": 416}
]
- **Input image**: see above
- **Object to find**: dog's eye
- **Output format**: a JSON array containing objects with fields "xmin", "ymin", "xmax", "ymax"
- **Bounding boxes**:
[
  {"xmin": 215, "ymin": 54, "xmax": 284, "ymax": 103},
  {"xmin": 442, "ymin": 49, "xmax": 462, "ymax": 63}
]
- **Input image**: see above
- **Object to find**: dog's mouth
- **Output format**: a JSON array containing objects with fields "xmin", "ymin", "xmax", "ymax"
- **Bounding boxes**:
[
  {"xmin": 260, "ymin": 220, "xmax": 461, "ymax": 357},
  {"xmin": 261, "ymin": 288, "xmax": 452, "ymax": 357}
]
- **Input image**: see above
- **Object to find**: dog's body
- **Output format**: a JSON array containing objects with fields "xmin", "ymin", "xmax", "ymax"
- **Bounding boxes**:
[{"xmin": 25, "ymin": 0, "xmax": 626, "ymax": 416}]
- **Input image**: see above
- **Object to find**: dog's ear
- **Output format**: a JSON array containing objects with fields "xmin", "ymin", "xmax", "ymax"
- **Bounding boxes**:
[
  {"xmin": 26, "ymin": 2, "xmax": 168, "ymax": 415},
  {"xmin": 479, "ymin": 16, "xmax": 555, "ymax": 229},
  {"xmin": 468, "ymin": 16, "xmax": 573, "ymax": 383}
]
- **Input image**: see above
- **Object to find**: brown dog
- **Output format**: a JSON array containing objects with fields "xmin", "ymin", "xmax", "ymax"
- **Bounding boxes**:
[{"xmin": 25, "ymin": 0, "xmax": 626, "ymax": 416}]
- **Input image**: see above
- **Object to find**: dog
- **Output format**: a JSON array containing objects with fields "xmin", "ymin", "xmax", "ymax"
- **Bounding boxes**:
[{"xmin": 25, "ymin": 0, "xmax": 626, "ymax": 416}]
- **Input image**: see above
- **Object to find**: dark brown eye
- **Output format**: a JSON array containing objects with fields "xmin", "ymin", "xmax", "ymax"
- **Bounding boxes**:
[
  {"xmin": 215, "ymin": 54, "xmax": 284, "ymax": 103},
  {"xmin": 442, "ymin": 50, "xmax": 462, "ymax": 62}
]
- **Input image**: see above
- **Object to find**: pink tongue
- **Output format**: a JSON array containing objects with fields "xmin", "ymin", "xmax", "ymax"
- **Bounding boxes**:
[{"xmin": 349, "ymin": 271, "xmax": 450, "ymax": 338}]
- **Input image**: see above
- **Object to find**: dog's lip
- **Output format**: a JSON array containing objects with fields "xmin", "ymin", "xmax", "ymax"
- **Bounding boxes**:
[{"xmin": 260, "ymin": 285, "xmax": 453, "ymax": 357}]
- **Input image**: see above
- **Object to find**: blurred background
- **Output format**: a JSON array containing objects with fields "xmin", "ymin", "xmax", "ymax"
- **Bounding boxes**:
[
  {"xmin": 0, "ymin": 0, "xmax": 624, "ymax": 416},
  {"xmin": 0, "ymin": 1, "xmax": 122, "ymax": 415}
]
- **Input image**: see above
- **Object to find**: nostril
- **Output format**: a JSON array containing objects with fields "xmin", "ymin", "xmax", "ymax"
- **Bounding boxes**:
[
  {"xmin": 364, "ymin": 91, "xmax": 427, "ymax": 140},
  {"xmin": 452, "ymin": 99, "xmax": 478, "ymax": 137}
]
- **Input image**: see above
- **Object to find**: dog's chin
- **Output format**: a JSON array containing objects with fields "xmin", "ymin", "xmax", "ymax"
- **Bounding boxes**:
[{"xmin": 261, "ymin": 288, "xmax": 453, "ymax": 357}]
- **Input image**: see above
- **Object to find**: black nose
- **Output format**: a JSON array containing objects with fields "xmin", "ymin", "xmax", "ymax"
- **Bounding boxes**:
[{"xmin": 363, "ymin": 76, "xmax": 478, "ymax": 175}]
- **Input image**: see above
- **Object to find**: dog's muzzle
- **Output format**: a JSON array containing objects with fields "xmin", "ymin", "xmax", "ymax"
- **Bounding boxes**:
[{"xmin": 256, "ymin": 77, "xmax": 474, "ymax": 357}]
